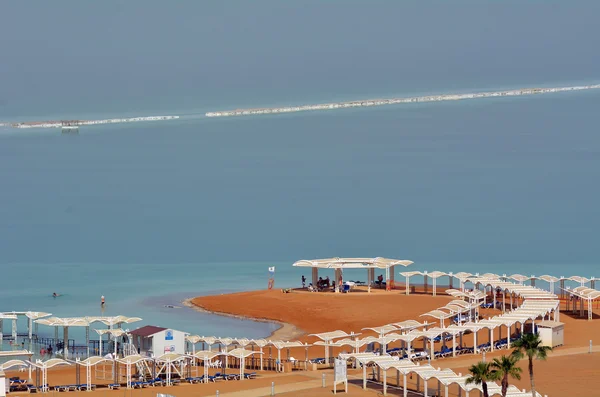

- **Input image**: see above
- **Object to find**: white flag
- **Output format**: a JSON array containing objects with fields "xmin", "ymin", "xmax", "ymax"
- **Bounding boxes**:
[{"xmin": 268, "ymin": 266, "xmax": 275, "ymax": 272}]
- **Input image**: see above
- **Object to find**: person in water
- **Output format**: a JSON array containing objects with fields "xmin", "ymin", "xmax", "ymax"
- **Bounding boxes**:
[
  {"xmin": 101, "ymin": 295, "xmax": 105, "ymax": 306},
  {"xmin": 53, "ymin": 292, "xmax": 58, "ymax": 297}
]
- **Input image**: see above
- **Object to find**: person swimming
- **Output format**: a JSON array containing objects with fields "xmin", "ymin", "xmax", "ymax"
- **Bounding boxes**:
[{"xmin": 53, "ymin": 292, "xmax": 58, "ymax": 297}]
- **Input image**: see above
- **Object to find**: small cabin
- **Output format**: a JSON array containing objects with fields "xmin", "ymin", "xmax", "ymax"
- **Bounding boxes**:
[
  {"xmin": 536, "ymin": 321, "xmax": 564, "ymax": 348},
  {"xmin": 129, "ymin": 325, "xmax": 187, "ymax": 357}
]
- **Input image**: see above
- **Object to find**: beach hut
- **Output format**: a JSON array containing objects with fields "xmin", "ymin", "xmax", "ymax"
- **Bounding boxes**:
[{"xmin": 129, "ymin": 326, "xmax": 187, "ymax": 356}]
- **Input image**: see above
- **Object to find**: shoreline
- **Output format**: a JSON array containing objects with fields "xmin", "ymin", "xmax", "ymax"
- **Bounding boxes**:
[{"xmin": 182, "ymin": 297, "xmax": 305, "ymax": 341}]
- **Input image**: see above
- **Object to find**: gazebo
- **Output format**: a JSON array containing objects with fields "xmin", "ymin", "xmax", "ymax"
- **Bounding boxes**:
[{"xmin": 293, "ymin": 257, "xmax": 413, "ymax": 292}]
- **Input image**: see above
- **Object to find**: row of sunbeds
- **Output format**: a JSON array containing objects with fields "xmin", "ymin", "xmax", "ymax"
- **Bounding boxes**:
[{"xmin": 184, "ymin": 372, "xmax": 257, "ymax": 383}]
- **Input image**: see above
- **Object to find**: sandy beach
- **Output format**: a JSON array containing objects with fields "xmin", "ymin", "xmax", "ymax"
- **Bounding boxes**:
[{"xmin": 5, "ymin": 287, "xmax": 599, "ymax": 396}]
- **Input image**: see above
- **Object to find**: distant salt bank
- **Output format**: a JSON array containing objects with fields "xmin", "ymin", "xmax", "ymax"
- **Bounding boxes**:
[
  {"xmin": 206, "ymin": 83, "xmax": 600, "ymax": 117},
  {"xmin": 6, "ymin": 115, "xmax": 180, "ymax": 129}
]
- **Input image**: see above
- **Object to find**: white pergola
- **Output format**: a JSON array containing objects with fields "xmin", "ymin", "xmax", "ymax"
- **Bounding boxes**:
[
  {"xmin": 293, "ymin": 257, "xmax": 413, "ymax": 292},
  {"xmin": 309, "ymin": 330, "xmax": 351, "ymax": 364},
  {"xmin": 35, "ymin": 315, "xmax": 142, "ymax": 359},
  {"xmin": 0, "ymin": 350, "xmax": 34, "ymax": 380},
  {"xmin": 227, "ymin": 348, "xmax": 263, "ymax": 380},
  {"xmin": 153, "ymin": 353, "xmax": 188, "ymax": 386},
  {"xmin": 562, "ymin": 286, "xmax": 600, "ymax": 320},
  {"xmin": 27, "ymin": 358, "xmax": 71, "ymax": 392},
  {"xmin": 339, "ymin": 352, "xmax": 545, "ymax": 397},
  {"xmin": 95, "ymin": 328, "xmax": 129, "ymax": 357},
  {"xmin": 116, "ymin": 354, "xmax": 155, "ymax": 388},
  {"xmin": 0, "ymin": 311, "xmax": 52, "ymax": 342},
  {"xmin": 192, "ymin": 350, "xmax": 223, "ymax": 383},
  {"xmin": 68, "ymin": 356, "xmax": 109, "ymax": 390}
]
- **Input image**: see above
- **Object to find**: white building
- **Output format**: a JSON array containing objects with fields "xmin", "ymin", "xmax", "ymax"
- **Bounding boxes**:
[{"xmin": 129, "ymin": 325, "xmax": 187, "ymax": 357}]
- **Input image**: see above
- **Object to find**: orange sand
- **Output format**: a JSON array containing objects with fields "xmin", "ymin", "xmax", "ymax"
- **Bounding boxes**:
[{"xmin": 6, "ymin": 288, "xmax": 599, "ymax": 396}]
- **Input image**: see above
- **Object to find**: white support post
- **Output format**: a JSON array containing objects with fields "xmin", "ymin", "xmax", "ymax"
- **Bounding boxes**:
[
  {"xmin": 452, "ymin": 334, "xmax": 456, "ymax": 357},
  {"xmin": 362, "ymin": 363, "xmax": 367, "ymax": 389},
  {"xmin": 12, "ymin": 320, "xmax": 17, "ymax": 341},
  {"xmin": 403, "ymin": 373, "xmax": 408, "ymax": 397},
  {"xmin": 28, "ymin": 317, "xmax": 33, "ymax": 340},
  {"xmin": 383, "ymin": 369, "xmax": 387, "ymax": 396},
  {"xmin": 64, "ymin": 327, "xmax": 69, "ymax": 359}
]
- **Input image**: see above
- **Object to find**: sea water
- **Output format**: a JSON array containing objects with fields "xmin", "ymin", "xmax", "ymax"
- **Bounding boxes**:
[{"xmin": 1, "ymin": 1, "xmax": 600, "ymax": 345}]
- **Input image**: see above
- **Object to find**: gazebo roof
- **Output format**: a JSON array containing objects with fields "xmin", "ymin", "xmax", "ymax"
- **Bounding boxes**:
[{"xmin": 293, "ymin": 257, "xmax": 413, "ymax": 269}]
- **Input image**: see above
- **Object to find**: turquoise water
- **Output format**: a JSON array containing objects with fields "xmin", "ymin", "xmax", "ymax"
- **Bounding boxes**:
[{"xmin": 1, "ymin": 1, "xmax": 600, "ymax": 345}]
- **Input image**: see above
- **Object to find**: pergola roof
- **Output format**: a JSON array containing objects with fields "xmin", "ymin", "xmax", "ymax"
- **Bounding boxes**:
[
  {"xmin": 36, "ymin": 315, "xmax": 142, "ymax": 327},
  {"xmin": 361, "ymin": 325, "xmax": 399, "ymax": 335},
  {"xmin": 116, "ymin": 355, "xmax": 154, "ymax": 365},
  {"xmin": 70, "ymin": 356, "xmax": 110, "ymax": 367},
  {"xmin": 155, "ymin": 353, "xmax": 188, "ymax": 362},
  {"xmin": 420, "ymin": 310, "xmax": 455, "ymax": 320},
  {"xmin": 192, "ymin": 350, "xmax": 223, "ymax": 361},
  {"xmin": 565, "ymin": 275, "xmax": 590, "ymax": 284},
  {"xmin": 338, "ymin": 352, "xmax": 543, "ymax": 396},
  {"xmin": 0, "ymin": 313, "xmax": 18, "ymax": 320},
  {"xmin": 565, "ymin": 286, "xmax": 600, "ymax": 300},
  {"xmin": 309, "ymin": 330, "xmax": 350, "ymax": 341},
  {"xmin": 227, "ymin": 348, "xmax": 264, "ymax": 358},
  {"xmin": 95, "ymin": 329, "xmax": 128, "ymax": 337},
  {"xmin": 293, "ymin": 257, "xmax": 413, "ymax": 269},
  {"xmin": 0, "ymin": 350, "xmax": 33, "ymax": 358},
  {"xmin": 538, "ymin": 275, "xmax": 560, "ymax": 283},
  {"xmin": 28, "ymin": 358, "xmax": 71, "ymax": 369},
  {"xmin": 266, "ymin": 341, "xmax": 308, "ymax": 349},
  {"xmin": 386, "ymin": 320, "xmax": 425, "ymax": 331},
  {"xmin": 0, "ymin": 360, "xmax": 29, "ymax": 370},
  {"xmin": 194, "ymin": 336, "xmax": 218, "ymax": 345}
]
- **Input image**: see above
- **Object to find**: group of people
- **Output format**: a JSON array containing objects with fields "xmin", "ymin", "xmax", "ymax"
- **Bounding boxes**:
[{"xmin": 40, "ymin": 341, "xmax": 62, "ymax": 357}]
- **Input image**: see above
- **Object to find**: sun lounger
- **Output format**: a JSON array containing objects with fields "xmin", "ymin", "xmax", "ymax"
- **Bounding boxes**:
[
  {"xmin": 243, "ymin": 372, "xmax": 257, "ymax": 379},
  {"xmin": 310, "ymin": 357, "xmax": 325, "ymax": 364},
  {"xmin": 26, "ymin": 385, "xmax": 38, "ymax": 393},
  {"xmin": 108, "ymin": 384, "xmax": 121, "ymax": 390}
]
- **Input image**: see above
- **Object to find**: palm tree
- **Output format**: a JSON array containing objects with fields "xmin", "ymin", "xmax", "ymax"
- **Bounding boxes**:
[
  {"xmin": 511, "ymin": 332, "xmax": 552, "ymax": 397},
  {"xmin": 491, "ymin": 355, "xmax": 522, "ymax": 397},
  {"xmin": 466, "ymin": 361, "xmax": 499, "ymax": 397}
]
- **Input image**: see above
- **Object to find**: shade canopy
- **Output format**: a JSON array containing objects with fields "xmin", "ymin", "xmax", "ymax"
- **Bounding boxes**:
[{"xmin": 293, "ymin": 257, "xmax": 413, "ymax": 269}]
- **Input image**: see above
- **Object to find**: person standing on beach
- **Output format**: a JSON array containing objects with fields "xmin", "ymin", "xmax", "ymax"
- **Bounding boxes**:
[{"xmin": 301, "ymin": 275, "xmax": 306, "ymax": 288}]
